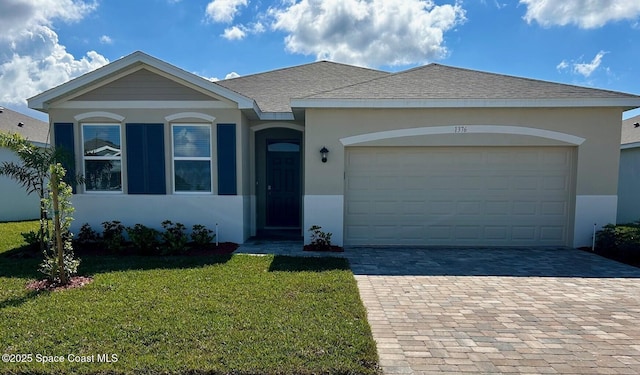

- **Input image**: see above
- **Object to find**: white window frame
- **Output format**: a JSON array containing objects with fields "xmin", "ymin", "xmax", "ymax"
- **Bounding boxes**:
[
  {"xmin": 81, "ymin": 123, "xmax": 123, "ymax": 193},
  {"xmin": 171, "ymin": 123, "xmax": 213, "ymax": 194}
]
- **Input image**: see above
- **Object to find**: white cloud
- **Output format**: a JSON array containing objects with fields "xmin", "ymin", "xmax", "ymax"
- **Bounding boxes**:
[
  {"xmin": 99, "ymin": 35, "xmax": 113, "ymax": 44},
  {"xmin": 573, "ymin": 51, "xmax": 606, "ymax": 77},
  {"xmin": 520, "ymin": 0, "xmax": 640, "ymax": 28},
  {"xmin": 225, "ymin": 72, "xmax": 240, "ymax": 79},
  {"xmin": 269, "ymin": 0, "xmax": 466, "ymax": 67},
  {"xmin": 206, "ymin": 0, "xmax": 248, "ymax": 23},
  {"xmin": 556, "ymin": 51, "xmax": 607, "ymax": 78},
  {"xmin": 221, "ymin": 22, "xmax": 265, "ymax": 40},
  {"xmin": 0, "ymin": 0, "xmax": 108, "ymax": 107},
  {"xmin": 223, "ymin": 26, "xmax": 246, "ymax": 40},
  {"xmin": 208, "ymin": 71, "xmax": 241, "ymax": 81}
]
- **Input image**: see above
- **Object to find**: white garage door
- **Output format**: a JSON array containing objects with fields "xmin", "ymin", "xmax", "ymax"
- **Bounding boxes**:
[{"xmin": 344, "ymin": 147, "xmax": 574, "ymax": 246}]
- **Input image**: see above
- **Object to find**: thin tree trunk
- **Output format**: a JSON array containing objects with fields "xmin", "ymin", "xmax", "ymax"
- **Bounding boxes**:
[
  {"xmin": 51, "ymin": 170, "xmax": 66, "ymax": 284},
  {"xmin": 39, "ymin": 184, "xmax": 46, "ymax": 254}
]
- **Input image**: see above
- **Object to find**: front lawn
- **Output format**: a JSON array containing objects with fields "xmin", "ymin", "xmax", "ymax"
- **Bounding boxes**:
[{"xmin": 0, "ymin": 222, "xmax": 379, "ymax": 375}]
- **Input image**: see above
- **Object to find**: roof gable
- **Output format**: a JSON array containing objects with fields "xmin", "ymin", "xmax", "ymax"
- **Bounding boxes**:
[
  {"xmin": 216, "ymin": 61, "xmax": 388, "ymax": 113},
  {"xmin": 28, "ymin": 51, "xmax": 255, "ymax": 113},
  {"xmin": 71, "ymin": 68, "xmax": 215, "ymax": 102}
]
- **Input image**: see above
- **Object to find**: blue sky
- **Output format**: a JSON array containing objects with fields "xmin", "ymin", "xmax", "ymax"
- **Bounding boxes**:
[{"xmin": 1, "ymin": 0, "xmax": 639, "ymax": 121}]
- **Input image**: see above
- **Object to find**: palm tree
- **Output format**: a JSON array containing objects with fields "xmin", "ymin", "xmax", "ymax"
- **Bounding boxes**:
[{"xmin": 1, "ymin": 131, "xmax": 81, "ymax": 284}]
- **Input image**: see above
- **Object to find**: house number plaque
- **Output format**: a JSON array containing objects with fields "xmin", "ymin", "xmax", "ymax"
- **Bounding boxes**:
[{"xmin": 454, "ymin": 126, "xmax": 468, "ymax": 133}]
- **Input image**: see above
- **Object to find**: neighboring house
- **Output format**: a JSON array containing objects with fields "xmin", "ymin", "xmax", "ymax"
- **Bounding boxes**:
[
  {"xmin": 27, "ymin": 51, "xmax": 640, "ymax": 247},
  {"xmin": 0, "ymin": 107, "xmax": 49, "ymax": 221},
  {"xmin": 618, "ymin": 115, "xmax": 640, "ymax": 224}
]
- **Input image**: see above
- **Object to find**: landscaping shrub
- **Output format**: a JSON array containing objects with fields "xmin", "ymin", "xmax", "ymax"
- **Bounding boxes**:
[
  {"xmin": 101, "ymin": 221, "xmax": 126, "ymax": 253},
  {"xmin": 595, "ymin": 222, "xmax": 640, "ymax": 263},
  {"xmin": 127, "ymin": 224, "xmax": 161, "ymax": 255},
  {"xmin": 161, "ymin": 220, "xmax": 188, "ymax": 255},
  {"xmin": 76, "ymin": 223, "xmax": 100, "ymax": 250},
  {"xmin": 20, "ymin": 230, "xmax": 40, "ymax": 251},
  {"xmin": 191, "ymin": 224, "xmax": 215, "ymax": 246}
]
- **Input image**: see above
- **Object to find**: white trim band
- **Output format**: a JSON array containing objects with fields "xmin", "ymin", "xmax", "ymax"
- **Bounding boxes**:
[
  {"xmin": 165, "ymin": 112, "xmax": 216, "ymax": 122},
  {"xmin": 74, "ymin": 111, "xmax": 125, "ymax": 122},
  {"xmin": 340, "ymin": 125, "xmax": 586, "ymax": 146}
]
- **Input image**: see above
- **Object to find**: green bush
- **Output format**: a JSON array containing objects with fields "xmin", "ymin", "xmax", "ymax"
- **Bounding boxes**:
[
  {"xmin": 76, "ymin": 223, "xmax": 100, "ymax": 249},
  {"xmin": 161, "ymin": 220, "xmax": 188, "ymax": 255},
  {"xmin": 595, "ymin": 222, "xmax": 640, "ymax": 263},
  {"xmin": 20, "ymin": 230, "xmax": 40, "ymax": 249},
  {"xmin": 127, "ymin": 224, "xmax": 160, "ymax": 255},
  {"xmin": 191, "ymin": 224, "xmax": 215, "ymax": 246},
  {"xmin": 307, "ymin": 225, "xmax": 333, "ymax": 251},
  {"xmin": 101, "ymin": 221, "xmax": 126, "ymax": 253}
]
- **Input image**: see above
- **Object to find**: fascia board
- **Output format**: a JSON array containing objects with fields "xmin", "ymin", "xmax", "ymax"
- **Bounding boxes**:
[{"xmin": 291, "ymin": 98, "xmax": 640, "ymax": 109}]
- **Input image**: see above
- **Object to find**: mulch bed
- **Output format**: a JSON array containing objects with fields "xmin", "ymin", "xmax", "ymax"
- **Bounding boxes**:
[
  {"xmin": 26, "ymin": 276, "xmax": 94, "ymax": 292},
  {"xmin": 75, "ymin": 242, "xmax": 239, "ymax": 256}
]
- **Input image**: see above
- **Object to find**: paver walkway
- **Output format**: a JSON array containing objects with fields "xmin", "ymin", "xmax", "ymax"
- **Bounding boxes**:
[{"xmin": 237, "ymin": 241, "xmax": 640, "ymax": 374}]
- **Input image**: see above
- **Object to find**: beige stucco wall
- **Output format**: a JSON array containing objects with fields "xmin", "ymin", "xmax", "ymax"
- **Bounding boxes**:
[{"xmin": 304, "ymin": 107, "xmax": 623, "ymax": 196}]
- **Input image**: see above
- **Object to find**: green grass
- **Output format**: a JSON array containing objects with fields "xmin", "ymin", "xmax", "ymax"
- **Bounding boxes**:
[
  {"xmin": 0, "ymin": 221, "xmax": 379, "ymax": 375},
  {"xmin": 0, "ymin": 220, "xmax": 39, "ymax": 254}
]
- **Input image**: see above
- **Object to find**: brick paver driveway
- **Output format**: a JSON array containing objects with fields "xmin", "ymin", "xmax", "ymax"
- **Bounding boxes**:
[{"xmin": 346, "ymin": 248, "xmax": 640, "ymax": 374}]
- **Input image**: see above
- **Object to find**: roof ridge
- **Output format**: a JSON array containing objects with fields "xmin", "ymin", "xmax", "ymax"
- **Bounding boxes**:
[{"xmin": 220, "ymin": 60, "xmax": 388, "ymax": 82}]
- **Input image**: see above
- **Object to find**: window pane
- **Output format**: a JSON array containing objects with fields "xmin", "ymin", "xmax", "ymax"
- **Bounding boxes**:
[
  {"xmin": 85, "ymin": 160, "xmax": 122, "ymax": 191},
  {"xmin": 175, "ymin": 160, "xmax": 211, "ymax": 192},
  {"xmin": 83, "ymin": 125, "xmax": 121, "ymax": 157},
  {"xmin": 173, "ymin": 126, "xmax": 211, "ymax": 158}
]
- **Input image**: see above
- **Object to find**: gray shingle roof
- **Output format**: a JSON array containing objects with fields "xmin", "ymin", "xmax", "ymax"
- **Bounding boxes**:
[
  {"xmin": 622, "ymin": 115, "xmax": 640, "ymax": 145},
  {"xmin": 0, "ymin": 107, "xmax": 49, "ymax": 145},
  {"xmin": 301, "ymin": 63, "xmax": 640, "ymax": 101},
  {"xmin": 216, "ymin": 61, "xmax": 389, "ymax": 113}
]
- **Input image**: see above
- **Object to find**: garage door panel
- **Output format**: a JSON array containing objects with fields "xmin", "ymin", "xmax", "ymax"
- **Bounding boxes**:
[{"xmin": 345, "ymin": 146, "xmax": 574, "ymax": 246}]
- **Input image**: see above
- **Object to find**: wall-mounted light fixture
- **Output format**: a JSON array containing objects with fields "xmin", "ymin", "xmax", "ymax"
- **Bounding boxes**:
[
  {"xmin": 17, "ymin": 122, "xmax": 24, "ymax": 127},
  {"xmin": 320, "ymin": 146, "xmax": 329, "ymax": 163},
  {"xmin": 634, "ymin": 122, "xmax": 639, "ymax": 128}
]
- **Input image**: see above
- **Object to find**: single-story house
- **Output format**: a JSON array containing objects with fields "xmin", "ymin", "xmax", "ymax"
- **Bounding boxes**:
[
  {"xmin": 0, "ymin": 107, "xmax": 49, "ymax": 222},
  {"xmin": 28, "ymin": 51, "xmax": 640, "ymax": 247},
  {"xmin": 618, "ymin": 114, "xmax": 640, "ymax": 224}
]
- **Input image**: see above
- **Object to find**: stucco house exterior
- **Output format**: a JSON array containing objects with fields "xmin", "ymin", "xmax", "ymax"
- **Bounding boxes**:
[
  {"xmin": 618, "ymin": 114, "xmax": 640, "ymax": 224},
  {"xmin": 0, "ymin": 107, "xmax": 49, "ymax": 222},
  {"xmin": 28, "ymin": 51, "xmax": 640, "ymax": 247}
]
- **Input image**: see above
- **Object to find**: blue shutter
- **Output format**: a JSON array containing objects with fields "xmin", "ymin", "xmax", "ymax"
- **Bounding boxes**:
[
  {"xmin": 53, "ymin": 123, "xmax": 76, "ymax": 193},
  {"xmin": 217, "ymin": 124, "xmax": 236, "ymax": 195},
  {"xmin": 126, "ymin": 124, "xmax": 166, "ymax": 194}
]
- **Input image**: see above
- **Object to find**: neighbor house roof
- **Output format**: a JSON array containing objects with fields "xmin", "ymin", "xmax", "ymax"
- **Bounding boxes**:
[
  {"xmin": 0, "ymin": 106, "xmax": 49, "ymax": 146},
  {"xmin": 293, "ymin": 64, "xmax": 640, "ymax": 109},
  {"xmin": 216, "ymin": 61, "xmax": 389, "ymax": 113},
  {"xmin": 621, "ymin": 115, "xmax": 640, "ymax": 149}
]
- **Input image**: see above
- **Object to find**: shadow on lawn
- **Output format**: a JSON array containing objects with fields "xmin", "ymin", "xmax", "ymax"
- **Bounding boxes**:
[
  {"xmin": 0, "ymin": 290, "xmax": 46, "ymax": 309},
  {"xmin": 268, "ymin": 255, "xmax": 350, "ymax": 272},
  {"xmin": 0, "ymin": 252, "xmax": 234, "ymax": 280}
]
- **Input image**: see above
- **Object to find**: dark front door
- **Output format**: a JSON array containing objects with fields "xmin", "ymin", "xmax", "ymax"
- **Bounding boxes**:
[{"xmin": 266, "ymin": 140, "xmax": 301, "ymax": 228}]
